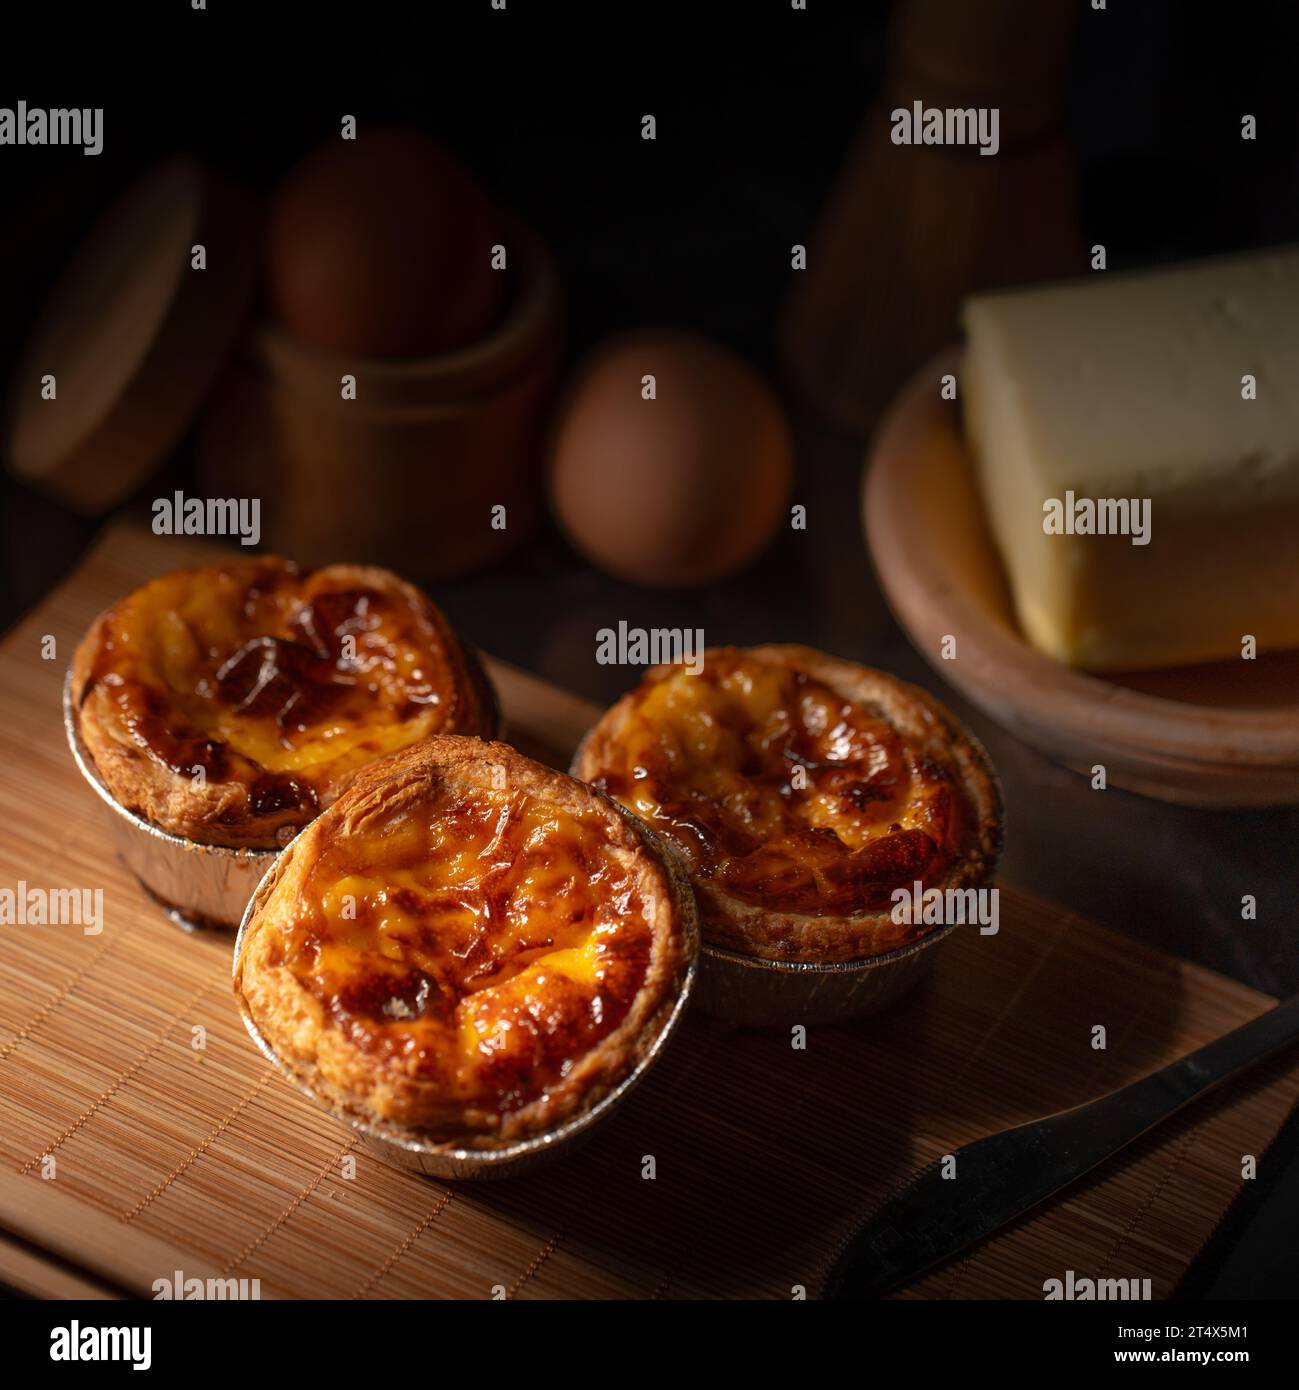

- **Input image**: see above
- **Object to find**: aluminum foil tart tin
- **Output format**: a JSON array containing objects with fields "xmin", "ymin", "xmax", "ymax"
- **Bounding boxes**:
[
  {"xmin": 231, "ymin": 822, "xmax": 700, "ymax": 1181},
  {"xmin": 64, "ymin": 670, "xmax": 278, "ymax": 932},
  {"xmin": 694, "ymin": 925, "xmax": 958, "ymax": 1030}
]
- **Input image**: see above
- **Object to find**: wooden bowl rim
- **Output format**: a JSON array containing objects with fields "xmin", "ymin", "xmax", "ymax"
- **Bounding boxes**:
[{"xmin": 865, "ymin": 345, "xmax": 1299, "ymax": 770}]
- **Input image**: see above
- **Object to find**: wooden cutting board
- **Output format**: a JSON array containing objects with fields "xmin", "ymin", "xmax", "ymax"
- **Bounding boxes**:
[{"xmin": 0, "ymin": 523, "xmax": 1295, "ymax": 1300}]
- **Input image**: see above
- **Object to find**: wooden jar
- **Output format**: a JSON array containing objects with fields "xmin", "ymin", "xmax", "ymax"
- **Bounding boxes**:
[{"xmin": 199, "ymin": 227, "xmax": 562, "ymax": 581}]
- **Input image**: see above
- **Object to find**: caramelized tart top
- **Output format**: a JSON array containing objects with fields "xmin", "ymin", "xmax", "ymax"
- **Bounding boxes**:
[
  {"xmin": 72, "ymin": 559, "xmax": 496, "ymax": 849},
  {"xmin": 575, "ymin": 645, "xmax": 1001, "ymax": 962},
  {"xmin": 234, "ymin": 738, "xmax": 696, "ymax": 1145}
]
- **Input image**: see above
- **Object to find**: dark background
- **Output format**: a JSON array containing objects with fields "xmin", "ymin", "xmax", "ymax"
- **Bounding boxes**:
[{"xmin": 2, "ymin": 0, "xmax": 1298, "ymax": 1298}]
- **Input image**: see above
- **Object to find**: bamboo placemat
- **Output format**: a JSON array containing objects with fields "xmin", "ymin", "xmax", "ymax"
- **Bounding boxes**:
[{"xmin": 0, "ymin": 523, "xmax": 1295, "ymax": 1299}]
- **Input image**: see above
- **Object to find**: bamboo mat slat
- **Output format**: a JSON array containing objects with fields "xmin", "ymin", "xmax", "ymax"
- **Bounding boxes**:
[{"xmin": 0, "ymin": 522, "xmax": 1294, "ymax": 1299}]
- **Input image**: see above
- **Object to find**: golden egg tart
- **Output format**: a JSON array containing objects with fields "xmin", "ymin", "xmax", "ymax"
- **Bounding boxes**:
[
  {"xmin": 233, "ymin": 737, "xmax": 698, "ymax": 1148},
  {"xmin": 72, "ymin": 558, "xmax": 497, "ymax": 850},
  {"xmin": 573, "ymin": 644, "xmax": 1002, "ymax": 964}
]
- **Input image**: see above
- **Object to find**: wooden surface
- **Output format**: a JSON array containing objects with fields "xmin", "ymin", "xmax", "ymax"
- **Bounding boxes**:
[
  {"xmin": 865, "ymin": 348, "xmax": 1299, "ymax": 808},
  {"xmin": 0, "ymin": 524, "xmax": 1296, "ymax": 1300},
  {"xmin": 778, "ymin": 0, "xmax": 1082, "ymax": 432}
]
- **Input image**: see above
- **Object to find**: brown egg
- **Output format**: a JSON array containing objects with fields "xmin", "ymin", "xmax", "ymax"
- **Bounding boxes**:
[
  {"xmin": 548, "ymin": 331, "xmax": 794, "ymax": 587},
  {"xmin": 267, "ymin": 125, "xmax": 507, "ymax": 358}
]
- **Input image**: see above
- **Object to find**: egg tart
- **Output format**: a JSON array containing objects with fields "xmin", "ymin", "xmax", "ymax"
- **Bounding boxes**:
[
  {"xmin": 234, "ymin": 737, "xmax": 698, "ymax": 1149},
  {"xmin": 573, "ymin": 645, "xmax": 1002, "ymax": 965},
  {"xmin": 72, "ymin": 559, "xmax": 497, "ymax": 850}
]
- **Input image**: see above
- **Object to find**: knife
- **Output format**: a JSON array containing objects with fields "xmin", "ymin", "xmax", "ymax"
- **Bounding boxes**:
[{"xmin": 821, "ymin": 992, "xmax": 1299, "ymax": 1299}]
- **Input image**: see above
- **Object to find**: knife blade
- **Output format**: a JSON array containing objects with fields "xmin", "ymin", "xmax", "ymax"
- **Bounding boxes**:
[{"xmin": 821, "ymin": 991, "xmax": 1299, "ymax": 1299}]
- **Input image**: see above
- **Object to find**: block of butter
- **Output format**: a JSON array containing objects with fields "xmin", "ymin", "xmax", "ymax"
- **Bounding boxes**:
[{"xmin": 962, "ymin": 248, "xmax": 1299, "ymax": 670}]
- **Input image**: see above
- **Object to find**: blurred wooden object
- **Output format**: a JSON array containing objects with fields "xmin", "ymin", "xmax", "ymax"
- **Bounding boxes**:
[
  {"xmin": 4, "ymin": 160, "xmax": 258, "ymax": 513},
  {"xmin": 199, "ymin": 226, "xmax": 562, "ymax": 582},
  {"xmin": 781, "ymin": 0, "xmax": 1084, "ymax": 432}
]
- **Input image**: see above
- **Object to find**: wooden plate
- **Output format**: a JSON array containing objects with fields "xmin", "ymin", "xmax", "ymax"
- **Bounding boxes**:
[{"xmin": 864, "ymin": 348, "xmax": 1299, "ymax": 807}]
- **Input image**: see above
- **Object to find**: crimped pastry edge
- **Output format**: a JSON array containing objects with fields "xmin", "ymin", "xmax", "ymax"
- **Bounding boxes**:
[{"xmin": 572, "ymin": 644, "xmax": 1003, "ymax": 965}]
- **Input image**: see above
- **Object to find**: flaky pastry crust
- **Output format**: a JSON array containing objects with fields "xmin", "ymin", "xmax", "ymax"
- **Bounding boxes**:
[
  {"xmin": 573, "ymin": 645, "xmax": 1002, "ymax": 964},
  {"xmin": 72, "ymin": 558, "xmax": 497, "ymax": 849},
  {"xmin": 234, "ymin": 737, "xmax": 697, "ymax": 1148}
]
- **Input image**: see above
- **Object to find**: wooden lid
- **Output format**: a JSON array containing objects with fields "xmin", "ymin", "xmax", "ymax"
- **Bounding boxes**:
[{"xmin": 5, "ymin": 158, "xmax": 258, "ymax": 514}]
